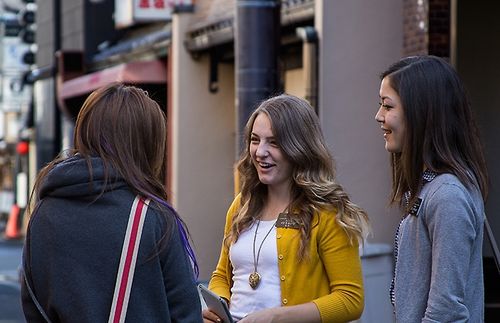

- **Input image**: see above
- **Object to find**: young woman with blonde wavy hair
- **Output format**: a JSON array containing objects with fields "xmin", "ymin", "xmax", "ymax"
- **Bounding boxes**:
[{"xmin": 204, "ymin": 94, "xmax": 369, "ymax": 323}]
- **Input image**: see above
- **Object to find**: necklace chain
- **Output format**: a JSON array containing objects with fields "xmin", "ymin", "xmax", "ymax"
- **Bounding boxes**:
[
  {"xmin": 249, "ymin": 206, "xmax": 288, "ymax": 289},
  {"xmin": 252, "ymin": 219, "xmax": 277, "ymax": 273}
]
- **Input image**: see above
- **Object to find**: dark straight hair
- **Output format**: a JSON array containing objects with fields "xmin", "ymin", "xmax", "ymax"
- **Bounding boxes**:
[{"xmin": 380, "ymin": 56, "xmax": 488, "ymax": 209}]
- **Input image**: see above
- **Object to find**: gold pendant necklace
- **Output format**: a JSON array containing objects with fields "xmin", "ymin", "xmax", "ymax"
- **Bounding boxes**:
[{"xmin": 249, "ymin": 218, "xmax": 278, "ymax": 289}]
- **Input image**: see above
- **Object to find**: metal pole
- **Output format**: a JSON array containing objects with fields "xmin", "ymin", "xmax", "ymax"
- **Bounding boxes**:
[
  {"xmin": 235, "ymin": 0, "xmax": 281, "ymax": 156},
  {"xmin": 296, "ymin": 26, "xmax": 318, "ymax": 112}
]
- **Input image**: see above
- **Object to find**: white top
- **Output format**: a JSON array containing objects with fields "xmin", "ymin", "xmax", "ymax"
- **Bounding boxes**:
[{"xmin": 229, "ymin": 219, "xmax": 281, "ymax": 320}]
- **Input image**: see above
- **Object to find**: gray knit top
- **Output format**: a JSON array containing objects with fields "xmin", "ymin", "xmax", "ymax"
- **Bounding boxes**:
[{"xmin": 392, "ymin": 172, "xmax": 484, "ymax": 323}]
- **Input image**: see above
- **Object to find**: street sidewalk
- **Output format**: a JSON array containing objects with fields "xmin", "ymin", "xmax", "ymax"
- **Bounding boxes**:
[{"xmin": 0, "ymin": 237, "xmax": 23, "ymax": 279}]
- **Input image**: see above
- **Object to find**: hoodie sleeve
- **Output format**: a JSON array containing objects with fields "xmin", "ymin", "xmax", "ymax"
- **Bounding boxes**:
[
  {"xmin": 21, "ymin": 222, "xmax": 50, "ymax": 323},
  {"xmin": 160, "ymin": 214, "xmax": 203, "ymax": 322}
]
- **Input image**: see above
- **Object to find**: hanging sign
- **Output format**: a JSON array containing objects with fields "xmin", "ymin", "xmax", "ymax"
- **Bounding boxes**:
[{"xmin": 114, "ymin": 0, "xmax": 193, "ymax": 29}]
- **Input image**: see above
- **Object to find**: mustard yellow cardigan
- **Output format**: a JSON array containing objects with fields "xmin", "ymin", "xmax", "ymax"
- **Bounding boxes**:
[{"xmin": 209, "ymin": 195, "xmax": 364, "ymax": 322}]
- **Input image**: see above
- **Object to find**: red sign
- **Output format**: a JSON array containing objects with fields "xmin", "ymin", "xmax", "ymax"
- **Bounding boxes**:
[{"xmin": 115, "ymin": 0, "xmax": 191, "ymax": 28}]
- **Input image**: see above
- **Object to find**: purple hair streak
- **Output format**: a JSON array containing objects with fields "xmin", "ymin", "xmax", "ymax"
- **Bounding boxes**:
[{"xmin": 149, "ymin": 195, "xmax": 199, "ymax": 280}]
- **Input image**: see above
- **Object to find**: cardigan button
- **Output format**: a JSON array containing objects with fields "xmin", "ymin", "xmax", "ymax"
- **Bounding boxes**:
[
  {"xmin": 280, "ymin": 275, "xmax": 286, "ymax": 281},
  {"xmin": 276, "ymin": 234, "xmax": 282, "ymax": 239},
  {"xmin": 282, "ymin": 298, "xmax": 288, "ymax": 305},
  {"xmin": 278, "ymin": 254, "xmax": 284, "ymax": 260}
]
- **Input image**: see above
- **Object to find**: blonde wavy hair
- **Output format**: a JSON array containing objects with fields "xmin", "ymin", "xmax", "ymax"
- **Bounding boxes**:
[{"xmin": 226, "ymin": 94, "xmax": 370, "ymax": 259}]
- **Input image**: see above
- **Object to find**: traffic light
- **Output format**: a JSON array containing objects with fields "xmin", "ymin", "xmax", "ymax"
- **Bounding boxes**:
[
  {"xmin": 18, "ymin": 3, "xmax": 36, "ymax": 65},
  {"xmin": 3, "ymin": 18, "xmax": 22, "ymax": 37}
]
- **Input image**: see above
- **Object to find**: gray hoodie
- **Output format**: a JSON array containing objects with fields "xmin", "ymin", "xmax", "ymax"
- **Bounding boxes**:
[{"xmin": 22, "ymin": 156, "xmax": 202, "ymax": 323}]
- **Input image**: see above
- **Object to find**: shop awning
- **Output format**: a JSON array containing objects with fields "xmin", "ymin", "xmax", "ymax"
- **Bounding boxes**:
[{"xmin": 58, "ymin": 59, "xmax": 167, "ymax": 100}]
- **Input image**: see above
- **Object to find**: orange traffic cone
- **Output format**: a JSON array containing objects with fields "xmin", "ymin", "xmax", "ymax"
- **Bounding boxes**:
[{"xmin": 5, "ymin": 204, "xmax": 21, "ymax": 239}]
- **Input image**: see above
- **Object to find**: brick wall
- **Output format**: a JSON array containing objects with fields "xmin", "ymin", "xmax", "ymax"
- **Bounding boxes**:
[
  {"xmin": 403, "ymin": 0, "xmax": 428, "ymax": 56},
  {"xmin": 428, "ymin": 0, "xmax": 450, "ymax": 58},
  {"xmin": 403, "ymin": 0, "xmax": 450, "ymax": 58}
]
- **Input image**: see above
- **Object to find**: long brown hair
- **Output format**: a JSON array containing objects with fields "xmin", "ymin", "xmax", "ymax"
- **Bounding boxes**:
[
  {"xmin": 29, "ymin": 83, "xmax": 198, "ymax": 275},
  {"xmin": 227, "ymin": 94, "xmax": 369, "ymax": 259},
  {"xmin": 30, "ymin": 83, "xmax": 167, "ymax": 203},
  {"xmin": 380, "ymin": 56, "xmax": 489, "ymax": 209}
]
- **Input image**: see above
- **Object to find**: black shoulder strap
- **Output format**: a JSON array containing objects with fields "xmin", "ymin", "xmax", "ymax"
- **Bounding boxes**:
[
  {"xmin": 22, "ymin": 268, "xmax": 53, "ymax": 323},
  {"xmin": 485, "ymin": 214, "xmax": 500, "ymax": 275}
]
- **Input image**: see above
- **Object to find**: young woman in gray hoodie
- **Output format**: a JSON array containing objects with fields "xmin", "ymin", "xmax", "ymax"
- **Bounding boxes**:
[{"xmin": 22, "ymin": 83, "xmax": 202, "ymax": 323}]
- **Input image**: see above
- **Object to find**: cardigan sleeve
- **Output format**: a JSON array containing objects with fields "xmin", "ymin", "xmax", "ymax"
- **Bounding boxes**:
[
  {"xmin": 208, "ymin": 195, "xmax": 240, "ymax": 301},
  {"xmin": 421, "ymin": 183, "xmax": 480, "ymax": 322},
  {"xmin": 312, "ymin": 213, "xmax": 364, "ymax": 322}
]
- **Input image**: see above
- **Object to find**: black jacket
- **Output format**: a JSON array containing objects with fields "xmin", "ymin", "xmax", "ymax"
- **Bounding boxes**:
[{"xmin": 21, "ymin": 156, "xmax": 202, "ymax": 322}]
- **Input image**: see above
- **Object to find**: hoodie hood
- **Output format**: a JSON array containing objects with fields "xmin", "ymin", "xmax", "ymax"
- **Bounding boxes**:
[{"xmin": 39, "ymin": 155, "xmax": 128, "ymax": 199}]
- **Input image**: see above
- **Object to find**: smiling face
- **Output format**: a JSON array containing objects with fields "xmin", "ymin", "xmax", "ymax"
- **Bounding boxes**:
[
  {"xmin": 249, "ymin": 113, "xmax": 293, "ymax": 193},
  {"xmin": 375, "ymin": 77, "xmax": 406, "ymax": 153}
]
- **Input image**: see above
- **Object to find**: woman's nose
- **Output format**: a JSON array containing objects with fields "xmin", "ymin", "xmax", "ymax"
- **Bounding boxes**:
[
  {"xmin": 375, "ymin": 107, "xmax": 384, "ymax": 123},
  {"xmin": 256, "ymin": 143, "xmax": 268, "ymax": 157}
]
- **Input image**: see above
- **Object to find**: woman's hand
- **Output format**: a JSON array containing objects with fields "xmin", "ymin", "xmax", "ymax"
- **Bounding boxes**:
[
  {"xmin": 239, "ymin": 303, "xmax": 320, "ymax": 323},
  {"xmin": 203, "ymin": 309, "xmax": 223, "ymax": 323},
  {"xmin": 238, "ymin": 308, "xmax": 278, "ymax": 323}
]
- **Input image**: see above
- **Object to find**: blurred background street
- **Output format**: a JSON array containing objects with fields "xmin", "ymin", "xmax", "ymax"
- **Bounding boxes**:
[{"xmin": 0, "ymin": 220, "xmax": 24, "ymax": 322}]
